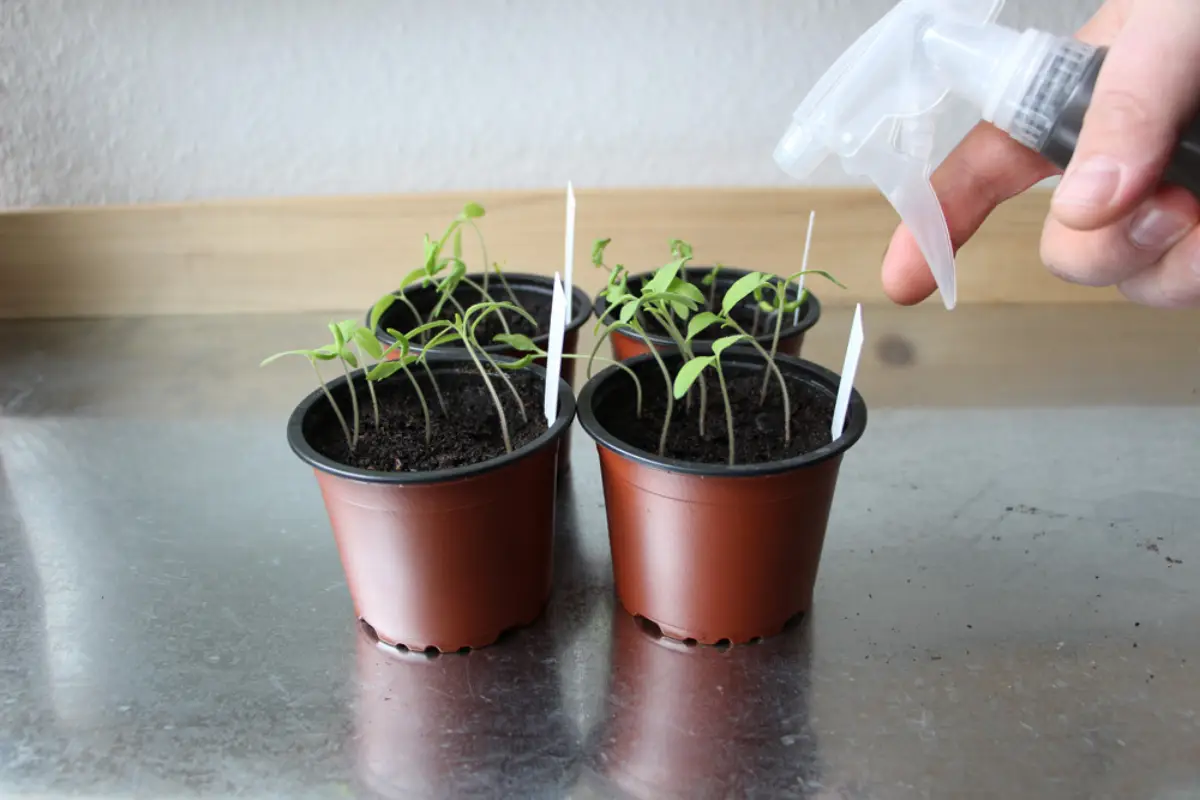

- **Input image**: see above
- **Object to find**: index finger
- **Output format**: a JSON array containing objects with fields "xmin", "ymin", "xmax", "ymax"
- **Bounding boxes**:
[
  {"xmin": 881, "ymin": 122, "xmax": 1058, "ymax": 304},
  {"xmin": 880, "ymin": 1, "xmax": 1128, "ymax": 305}
]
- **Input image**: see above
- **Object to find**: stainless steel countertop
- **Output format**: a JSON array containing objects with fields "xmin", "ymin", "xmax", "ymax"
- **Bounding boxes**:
[{"xmin": 1, "ymin": 307, "xmax": 1199, "ymax": 799}]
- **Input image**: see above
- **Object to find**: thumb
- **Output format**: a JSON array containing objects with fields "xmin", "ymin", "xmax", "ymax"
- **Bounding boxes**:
[{"xmin": 1051, "ymin": 0, "xmax": 1200, "ymax": 231}]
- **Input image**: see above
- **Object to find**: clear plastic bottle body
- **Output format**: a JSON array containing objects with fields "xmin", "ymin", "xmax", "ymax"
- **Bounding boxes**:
[{"xmin": 923, "ymin": 22, "xmax": 1200, "ymax": 196}]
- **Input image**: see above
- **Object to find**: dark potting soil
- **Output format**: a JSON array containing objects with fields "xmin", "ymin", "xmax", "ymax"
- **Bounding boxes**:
[
  {"xmin": 604, "ymin": 367, "xmax": 836, "ymax": 465},
  {"xmin": 635, "ymin": 278, "xmax": 796, "ymax": 342},
  {"xmin": 308, "ymin": 366, "xmax": 548, "ymax": 472},
  {"xmin": 417, "ymin": 286, "xmax": 551, "ymax": 349}
]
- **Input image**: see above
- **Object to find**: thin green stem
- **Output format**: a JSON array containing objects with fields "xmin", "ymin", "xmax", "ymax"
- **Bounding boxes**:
[
  {"xmin": 420, "ymin": 359, "xmax": 448, "ymax": 415},
  {"xmin": 645, "ymin": 304, "xmax": 707, "ymax": 436},
  {"xmin": 751, "ymin": 305, "xmax": 761, "ymax": 337},
  {"xmin": 397, "ymin": 294, "xmax": 427, "ymax": 343},
  {"xmin": 461, "ymin": 276, "xmax": 512, "ymax": 335},
  {"xmin": 631, "ymin": 321, "xmax": 674, "ymax": 457},
  {"xmin": 715, "ymin": 357, "xmax": 736, "ymax": 466},
  {"xmin": 354, "ymin": 342, "xmax": 380, "ymax": 427},
  {"xmin": 724, "ymin": 318, "xmax": 792, "ymax": 444},
  {"xmin": 479, "ymin": 346, "xmax": 527, "ymax": 422},
  {"xmin": 562, "ymin": 352, "xmax": 643, "ymax": 417},
  {"xmin": 761, "ymin": 280, "xmax": 786, "ymax": 404},
  {"xmin": 340, "ymin": 355, "xmax": 361, "ymax": 449},
  {"xmin": 468, "ymin": 307, "xmax": 528, "ymax": 422},
  {"xmin": 400, "ymin": 363, "xmax": 432, "ymax": 445},
  {"xmin": 491, "ymin": 263, "xmax": 525, "ymax": 322},
  {"xmin": 586, "ymin": 325, "xmax": 618, "ymax": 379},
  {"xmin": 468, "ymin": 221, "xmax": 493, "ymax": 298},
  {"xmin": 463, "ymin": 335, "xmax": 512, "ymax": 453},
  {"xmin": 312, "ymin": 358, "xmax": 353, "ymax": 450}
]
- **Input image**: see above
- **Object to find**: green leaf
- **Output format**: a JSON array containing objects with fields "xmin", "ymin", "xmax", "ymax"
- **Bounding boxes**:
[
  {"xmin": 367, "ymin": 361, "xmax": 405, "ymax": 381},
  {"xmin": 342, "ymin": 351, "xmax": 359, "ymax": 369},
  {"xmin": 672, "ymin": 355, "xmax": 715, "ymax": 399},
  {"xmin": 784, "ymin": 268, "xmax": 846, "ymax": 290},
  {"xmin": 329, "ymin": 322, "xmax": 346, "ymax": 349},
  {"xmin": 260, "ymin": 349, "xmax": 316, "ymax": 367},
  {"xmin": 497, "ymin": 354, "xmax": 535, "ymax": 370},
  {"xmin": 468, "ymin": 299, "xmax": 538, "ymax": 330},
  {"xmin": 669, "ymin": 239, "xmax": 694, "ymax": 260},
  {"xmin": 370, "ymin": 294, "xmax": 398, "ymax": 330},
  {"xmin": 354, "ymin": 328, "xmax": 384, "ymax": 360},
  {"xmin": 711, "ymin": 334, "xmax": 744, "ymax": 356},
  {"xmin": 670, "ymin": 279, "xmax": 705, "ymax": 305},
  {"xmin": 461, "ymin": 202, "xmax": 485, "ymax": 219},
  {"xmin": 312, "ymin": 344, "xmax": 339, "ymax": 361},
  {"xmin": 337, "ymin": 319, "xmax": 359, "ymax": 341},
  {"xmin": 424, "ymin": 329, "xmax": 463, "ymax": 350},
  {"xmin": 643, "ymin": 290, "xmax": 699, "ymax": 312},
  {"xmin": 423, "ymin": 234, "xmax": 439, "ymax": 272},
  {"xmin": 721, "ymin": 271, "xmax": 768, "ymax": 315},
  {"xmin": 607, "ymin": 273, "xmax": 628, "ymax": 304},
  {"xmin": 438, "ymin": 262, "xmax": 465, "ymax": 297},
  {"xmin": 406, "ymin": 320, "xmax": 452, "ymax": 340},
  {"xmin": 782, "ymin": 287, "xmax": 810, "ymax": 313},
  {"xmin": 384, "ymin": 329, "xmax": 411, "ymax": 359},
  {"xmin": 591, "ymin": 237, "xmax": 611, "ymax": 267},
  {"xmin": 493, "ymin": 332, "xmax": 540, "ymax": 352},
  {"xmin": 618, "ymin": 298, "xmax": 640, "ymax": 324},
  {"xmin": 644, "ymin": 258, "xmax": 685, "ymax": 296},
  {"xmin": 686, "ymin": 311, "xmax": 721, "ymax": 341}
]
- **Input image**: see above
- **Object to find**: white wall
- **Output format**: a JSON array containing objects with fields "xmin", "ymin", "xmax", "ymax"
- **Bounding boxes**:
[{"xmin": 1, "ymin": 0, "xmax": 1098, "ymax": 208}]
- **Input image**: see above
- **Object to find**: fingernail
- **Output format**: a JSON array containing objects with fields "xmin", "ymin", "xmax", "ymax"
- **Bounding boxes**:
[
  {"xmin": 1054, "ymin": 156, "xmax": 1123, "ymax": 210},
  {"xmin": 1128, "ymin": 205, "xmax": 1195, "ymax": 250}
]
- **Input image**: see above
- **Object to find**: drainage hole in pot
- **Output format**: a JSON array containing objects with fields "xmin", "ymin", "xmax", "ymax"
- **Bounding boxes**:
[
  {"xmin": 714, "ymin": 638, "xmax": 732, "ymax": 652},
  {"xmin": 749, "ymin": 636, "xmax": 764, "ymax": 645},
  {"xmin": 358, "ymin": 619, "xmax": 380, "ymax": 644},
  {"xmin": 682, "ymin": 638, "xmax": 699, "ymax": 647},
  {"xmin": 633, "ymin": 615, "xmax": 664, "ymax": 639}
]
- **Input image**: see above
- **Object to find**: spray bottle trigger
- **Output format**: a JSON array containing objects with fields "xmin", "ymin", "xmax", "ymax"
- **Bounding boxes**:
[
  {"xmin": 843, "ymin": 119, "xmax": 957, "ymax": 310},
  {"xmin": 887, "ymin": 170, "xmax": 957, "ymax": 310}
]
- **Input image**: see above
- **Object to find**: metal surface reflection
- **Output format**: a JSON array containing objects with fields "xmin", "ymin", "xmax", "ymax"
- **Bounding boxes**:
[
  {"xmin": 0, "ymin": 311, "xmax": 1197, "ymax": 798},
  {"xmin": 580, "ymin": 609, "xmax": 821, "ymax": 799},
  {"xmin": 353, "ymin": 628, "xmax": 575, "ymax": 798}
]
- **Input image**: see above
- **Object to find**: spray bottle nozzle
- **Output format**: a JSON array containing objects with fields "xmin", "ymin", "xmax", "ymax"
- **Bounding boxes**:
[{"xmin": 773, "ymin": 0, "xmax": 1009, "ymax": 310}]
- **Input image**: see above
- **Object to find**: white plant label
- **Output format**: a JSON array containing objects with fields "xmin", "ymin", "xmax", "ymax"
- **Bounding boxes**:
[
  {"xmin": 543, "ymin": 272, "xmax": 567, "ymax": 425},
  {"xmin": 563, "ymin": 181, "xmax": 576, "ymax": 324},
  {"xmin": 831, "ymin": 303, "xmax": 864, "ymax": 440},
  {"xmin": 794, "ymin": 209, "xmax": 815, "ymax": 325}
]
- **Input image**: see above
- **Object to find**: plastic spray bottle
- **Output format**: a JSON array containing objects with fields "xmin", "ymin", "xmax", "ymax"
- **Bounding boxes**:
[{"xmin": 772, "ymin": 0, "xmax": 1200, "ymax": 310}]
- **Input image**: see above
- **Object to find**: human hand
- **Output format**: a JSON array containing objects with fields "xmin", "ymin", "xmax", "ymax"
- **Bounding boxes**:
[{"xmin": 881, "ymin": 0, "xmax": 1200, "ymax": 308}]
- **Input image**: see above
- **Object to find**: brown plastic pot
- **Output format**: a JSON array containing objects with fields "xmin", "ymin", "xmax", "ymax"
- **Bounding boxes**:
[
  {"xmin": 583, "ymin": 607, "xmax": 817, "ymax": 799},
  {"xmin": 287, "ymin": 352, "xmax": 576, "ymax": 652},
  {"xmin": 369, "ymin": 272, "xmax": 592, "ymax": 474},
  {"xmin": 592, "ymin": 265, "xmax": 821, "ymax": 362},
  {"xmin": 576, "ymin": 349, "xmax": 867, "ymax": 645}
]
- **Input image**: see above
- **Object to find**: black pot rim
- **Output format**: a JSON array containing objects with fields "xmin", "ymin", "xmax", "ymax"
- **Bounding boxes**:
[
  {"xmin": 576, "ymin": 349, "xmax": 867, "ymax": 479},
  {"xmin": 286, "ymin": 351, "xmax": 577, "ymax": 485},
  {"xmin": 370, "ymin": 271, "xmax": 593, "ymax": 353},
  {"xmin": 591, "ymin": 265, "xmax": 822, "ymax": 349}
]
